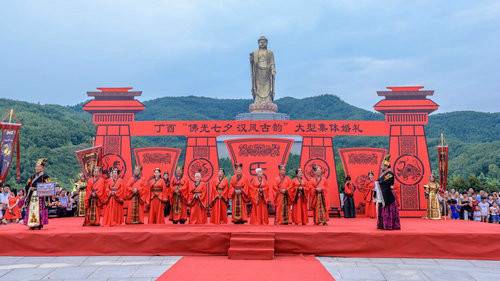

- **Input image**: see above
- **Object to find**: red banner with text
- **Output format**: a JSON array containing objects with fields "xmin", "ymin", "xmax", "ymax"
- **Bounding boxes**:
[{"xmin": 134, "ymin": 147, "xmax": 181, "ymax": 180}]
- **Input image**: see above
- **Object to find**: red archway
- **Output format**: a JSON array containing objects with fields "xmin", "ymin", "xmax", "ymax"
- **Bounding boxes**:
[{"xmin": 83, "ymin": 86, "xmax": 438, "ymax": 217}]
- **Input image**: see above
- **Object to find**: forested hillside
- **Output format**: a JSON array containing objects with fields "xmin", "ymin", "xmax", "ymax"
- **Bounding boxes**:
[
  {"xmin": 0, "ymin": 98, "xmax": 94, "ymax": 186},
  {"xmin": 1, "ymin": 95, "xmax": 498, "ymax": 192}
]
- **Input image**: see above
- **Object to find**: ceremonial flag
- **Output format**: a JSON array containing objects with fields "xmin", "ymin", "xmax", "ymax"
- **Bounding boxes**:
[
  {"xmin": 75, "ymin": 146, "xmax": 103, "ymax": 178},
  {"xmin": 0, "ymin": 124, "xmax": 21, "ymax": 182},
  {"xmin": 437, "ymin": 133, "xmax": 449, "ymax": 194}
]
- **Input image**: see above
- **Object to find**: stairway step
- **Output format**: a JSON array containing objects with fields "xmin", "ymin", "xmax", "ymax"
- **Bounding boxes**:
[
  {"xmin": 228, "ymin": 232, "xmax": 276, "ymax": 260},
  {"xmin": 230, "ymin": 232, "xmax": 275, "ymax": 239},
  {"xmin": 228, "ymin": 247, "xmax": 274, "ymax": 260},
  {"xmin": 230, "ymin": 237, "xmax": 275, "ymax": 248}
]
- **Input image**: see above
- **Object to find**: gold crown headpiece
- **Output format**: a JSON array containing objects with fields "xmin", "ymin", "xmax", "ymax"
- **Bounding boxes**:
[
  {"xmin": 382, "ymin": 155, "xmax": 391, "ymax": 166},
  {"xmin": 36, "ymin": 158, "xmax": 48, "ymax": 167}
]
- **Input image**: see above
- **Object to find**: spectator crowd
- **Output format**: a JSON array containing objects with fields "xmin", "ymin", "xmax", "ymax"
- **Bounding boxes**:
[
  {"xmin": 0, "ymin": 184, "xmax": 78, "ymax": 224},
  {"xmin": 442, "ymin": 188, "xmax": 499, "ymax": 223}
]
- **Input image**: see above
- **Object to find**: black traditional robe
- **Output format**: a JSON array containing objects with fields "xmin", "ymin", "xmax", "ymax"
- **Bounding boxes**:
[
  {"xmin": 378, "ymin": 170, "xmax": 395, "ymax": 205},
  {"xmin": 24, "ymin": 172, "xmax": 51, "ymax": 228},
  {"xmin": 377, "ymin": 169, "xmax": 400, "ymax": 230}
]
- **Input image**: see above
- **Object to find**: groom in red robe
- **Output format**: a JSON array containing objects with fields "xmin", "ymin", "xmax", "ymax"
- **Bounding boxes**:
[{"xmin": 273, "ymin": 164, "xmax": 292, "ymax": 225}]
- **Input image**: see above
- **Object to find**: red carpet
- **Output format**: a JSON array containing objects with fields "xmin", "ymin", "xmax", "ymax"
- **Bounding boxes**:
[
  {"xmin": 157, "ymin": 255, "xmax": 334, "ymax": 281},
  {"xmin": 0, "ymin": 217, "xmax": 499, "ymax": 260}
]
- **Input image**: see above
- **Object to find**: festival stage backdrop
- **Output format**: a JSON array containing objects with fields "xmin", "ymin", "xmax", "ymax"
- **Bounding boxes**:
[
  {"xmin": 83, "ymin": 86, "xmax": 438, "ymax": 216},
  {"xmin": 75, "ymin": 146, "xmax": 103, "ymax": 178},
  {"xmin": 225, "ymin": 138, "xmax": 294, "ymax": 195},
  {"xmin": 339, "ymin": 148, "xmax": 386, "ymax": 214},
  {"xmin": 134, "ymin": 147, "xmax": 181, "ymax": 180}
]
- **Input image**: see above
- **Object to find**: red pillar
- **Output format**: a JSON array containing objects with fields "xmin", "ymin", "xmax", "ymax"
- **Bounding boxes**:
[
  {"xmin": 83, "ymin": 87, "xmax": 144, "ymax": 179},
  {"xmin": 374, "ymin": 86, "xmax": 439, "ymax": 217},
  {"xmin": 299, "ymin": 136, "xmax": 340, "ymax": 208}
]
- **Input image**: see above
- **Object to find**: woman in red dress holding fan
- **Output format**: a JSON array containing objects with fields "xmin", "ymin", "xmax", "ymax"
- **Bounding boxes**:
[
  {"xmin": 102, "ymin": 168, "xmax": 125, "ymax": 226},
  {"xmin": 188, "ymin": 172, "xmax": 207, "ymax": 224},
  {"xmin": 210, "ymin": 168, "xmax": 229, "ymax": 224},
  {"xmin": 248, "ymin": 168, "xmax": 270, "ymax": 225},
  {"xmin": 125, "ymin": 166, "xmax": 147, "ymax": 224},
  {"xmin": 290, "ymin": 168, "xmax": 309, "ymax": 225},
  {"xmin": 83, "ymin": 167, "xmax": 106, "ymax": 226},
  {"xmin": 147, "ymin": 168, "xmax": 168, "ymax": 224},
  {"xmin": 310, "ymin": 165, "xmax": 329, "ymax": 225}
]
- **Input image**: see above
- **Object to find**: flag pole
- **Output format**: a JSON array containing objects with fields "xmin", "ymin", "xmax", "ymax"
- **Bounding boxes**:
[
  {"xmin": 438, "ymin": 132, "xmax": 449, "ymax": 220},
  {"xmin": 8, "ymin": 109, "xmax": 13, "ymax": 123}
]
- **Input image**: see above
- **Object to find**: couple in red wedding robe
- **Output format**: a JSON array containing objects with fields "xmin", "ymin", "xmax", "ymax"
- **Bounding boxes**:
[{"xmin": 228, "ymin": 163, "xmax": 329, "ymax": 226}]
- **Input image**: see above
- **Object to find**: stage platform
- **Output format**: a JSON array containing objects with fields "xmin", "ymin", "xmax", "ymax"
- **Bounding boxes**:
[{"xmin": 1, "ymin": 218, "xmax": 498, "ymax": 260}]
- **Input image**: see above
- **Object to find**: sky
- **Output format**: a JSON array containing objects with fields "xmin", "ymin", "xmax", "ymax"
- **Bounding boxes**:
[{"xmin": 1, "ymin": 0, "xmax": 499, "ymax": 113}]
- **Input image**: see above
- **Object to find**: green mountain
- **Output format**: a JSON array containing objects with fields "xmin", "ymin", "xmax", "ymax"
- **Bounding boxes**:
[
  {"xmin": 1, "ymin": 95, "xmax": 498, "ymax": 192},
  {"xmin": 427, "ymin": 111, "xmax": 500, "ymax": 143},
  {"xmin": 136, "ymin": 95, "xmax": 380, "ymax": 121}
]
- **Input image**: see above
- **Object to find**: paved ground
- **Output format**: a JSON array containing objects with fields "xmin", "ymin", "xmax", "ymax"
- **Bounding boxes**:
[
  {"xmin": 0, "ymin": 256, "xmax": 180, "ymax": 281},
  {"xmin": 318, "ymin": 257, "xmax": 500, "ymax": 281},
  {"xmin": 0, "ymin": 256, "xmax": 499, "ymax": 281}
]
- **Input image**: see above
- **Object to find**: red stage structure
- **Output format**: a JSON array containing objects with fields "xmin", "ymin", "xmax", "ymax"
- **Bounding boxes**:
[
  {"xmin": 83, "ymin": 86, "xmax": 438, "ymax": 217},
  {"xmin": 2, "ymin": 218, "xmax": 499, "ymax": 260}
]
